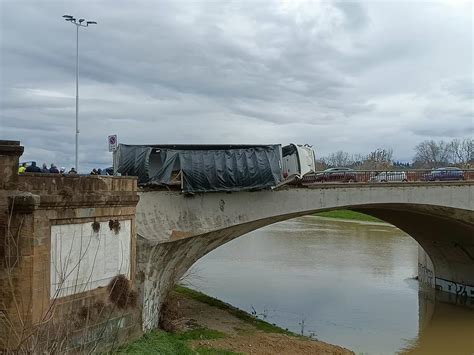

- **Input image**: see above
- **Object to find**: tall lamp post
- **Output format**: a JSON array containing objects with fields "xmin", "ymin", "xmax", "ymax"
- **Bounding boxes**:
[{"xmin": 63, "ymin": 15, "xmax": 97, "ymax": 172}]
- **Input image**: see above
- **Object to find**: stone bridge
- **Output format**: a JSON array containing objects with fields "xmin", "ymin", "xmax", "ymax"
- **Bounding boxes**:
[
  {"xmin": 5, "ymin": 139, "xmax": 471, "ymax": 349},
  {"xmin": 136, "ymin": 183, "xmax": 474, "ymax": 330}
]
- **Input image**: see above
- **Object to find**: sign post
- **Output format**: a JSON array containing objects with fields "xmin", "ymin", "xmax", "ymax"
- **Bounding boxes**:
[{"xmin": 108, "ymin": 135, "xmax": 117, "ymax": 152}]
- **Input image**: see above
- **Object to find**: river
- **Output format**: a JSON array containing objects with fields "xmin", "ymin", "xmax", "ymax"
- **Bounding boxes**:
[{"xmin": 185, "ymin": 216, "xmax": 474, "ymax": 355}]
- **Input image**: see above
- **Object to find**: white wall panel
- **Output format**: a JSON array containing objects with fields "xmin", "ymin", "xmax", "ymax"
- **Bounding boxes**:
[{"xmin": 50, "ymin": 220, "xmax": 131, "ymax": 298}]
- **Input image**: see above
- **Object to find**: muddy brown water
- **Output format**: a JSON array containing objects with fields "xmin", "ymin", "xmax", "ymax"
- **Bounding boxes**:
[{"xmin": 186, "ymin": 216, "xmax": 474, "ymax": 355}]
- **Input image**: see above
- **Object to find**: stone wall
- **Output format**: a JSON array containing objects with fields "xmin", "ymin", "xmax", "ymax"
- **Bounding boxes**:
[{"xmin": 0, "ymin": 141, "xmax": 141, "ymax": 353}]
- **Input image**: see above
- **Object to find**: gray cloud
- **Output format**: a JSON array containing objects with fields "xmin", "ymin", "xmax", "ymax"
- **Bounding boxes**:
[{"xmin": 1, "ymin": 0, "xmax": 472, "ymax": 170}]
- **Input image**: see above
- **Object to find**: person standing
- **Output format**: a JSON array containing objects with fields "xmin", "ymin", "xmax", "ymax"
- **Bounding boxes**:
[
  {"xmin": 25, "ymin": 162, "xmax": 41, "ymax": 173},
  {"xmin": 49, "ymin": 164, "xmax": 60, "ymax": 174},
  {"xmin": 41, "ymin": 163, "xmax": 49, "ymax": 173},
  {"xmin": 18, "ymin": 163, "xmax": 26, "ymax": 174}
]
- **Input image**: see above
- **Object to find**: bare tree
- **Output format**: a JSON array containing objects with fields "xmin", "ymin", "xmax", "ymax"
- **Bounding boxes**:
[
  {"xmin": 360, "ymin": 148, "xmax": 393, "ymax": 170},
  {"xmin": 322, "ymin": 150, "xmax": 354, "ymax": 167},
  {"xmin": 448, "ymin": 138, "xmax": 473, "ymax": 167},
  {"xmin": 319, "ymin": 138, "xmax": 472, "ymax": 171},
  {"xmin": 413, "ymin": 140, "xmax": 450, "ymax": 168},
  {"xmin": 352, "ymin": 153, "xmax": 365, "ymax": 169},
  {"xmin": 314, "ymin": 159, "xmax": 328, "ymax": 171}
]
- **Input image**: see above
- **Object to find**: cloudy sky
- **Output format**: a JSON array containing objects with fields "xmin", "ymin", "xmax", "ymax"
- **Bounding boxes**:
[{"xmin": 1, "ymin": 0, "xmax": 472, "ymax": 171}]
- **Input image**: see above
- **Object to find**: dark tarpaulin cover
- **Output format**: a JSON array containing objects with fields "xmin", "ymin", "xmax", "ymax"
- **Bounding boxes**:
[
  {"xmin": 115, "ymin": 144, "xmax": 153, "ymax": 184},
  {"xmin": 116, "ymin": 144, "xmax": 283, "ymax": 193},
  {"xmin": 282, "ymin": 143, "xmax": 297, "ymax": 156}
]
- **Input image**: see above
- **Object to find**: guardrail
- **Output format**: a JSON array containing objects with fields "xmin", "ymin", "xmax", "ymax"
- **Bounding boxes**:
[{"xmin": 296, "ymin": 169, "xmax": 474, "ymax": 185}]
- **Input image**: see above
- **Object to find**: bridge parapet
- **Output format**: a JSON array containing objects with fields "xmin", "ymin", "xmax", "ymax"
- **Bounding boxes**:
[{"xmin": 298, "ymin": 169, "xmax": 474, "ymax": 185}]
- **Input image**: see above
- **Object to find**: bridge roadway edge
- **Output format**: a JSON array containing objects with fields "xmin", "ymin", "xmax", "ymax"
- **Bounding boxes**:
[{"xmin": 136, "ymin": 182, "xmax": 474, "ymax": 331}]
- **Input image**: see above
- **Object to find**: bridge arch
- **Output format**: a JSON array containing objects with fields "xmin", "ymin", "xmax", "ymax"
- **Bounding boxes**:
[{"xmin": 136, "ymin": 183, "xmax": 473, "ymax": 330}]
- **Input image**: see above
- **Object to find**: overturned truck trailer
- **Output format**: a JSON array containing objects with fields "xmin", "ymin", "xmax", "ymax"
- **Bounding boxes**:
[
  {"xmin": 115, "ymin": 144, "xmax": 283, "ymax": 193},
  {"xmin": 115, "ymin": 143, "xmax": 316, "ymax": 193}
]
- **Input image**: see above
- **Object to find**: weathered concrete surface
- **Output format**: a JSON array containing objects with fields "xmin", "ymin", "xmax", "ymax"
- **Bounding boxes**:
[
  {"xmin": 136, "ymin": 183, "xmax": 474, "ymax": 330},
  {"xmin": 418, "ymin": 246, "xmax": 474, "ymax": 306}
]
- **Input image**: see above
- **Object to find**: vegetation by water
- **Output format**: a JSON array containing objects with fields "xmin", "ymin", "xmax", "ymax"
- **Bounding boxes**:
[
  {"xmin": 117, "ymin": 286, "xmax": 353, "ymax": 354},
  {"xmin": 174, "ymin": 286, "xmax": 297, "ymax": 336},
  {"xmin": 117, "ymin": 286, "xmax": 296, "ymax": 354},
  {"xmin": 315, "ymin": 209, "xmax": 382, "ymax": 223},
  {"xmin": 117, "ymin": 328, "xmax": 238, "ymax": 354},
  {"xmin": 117, "ymin": 314, "xmax": 236, "ymax": 354}
]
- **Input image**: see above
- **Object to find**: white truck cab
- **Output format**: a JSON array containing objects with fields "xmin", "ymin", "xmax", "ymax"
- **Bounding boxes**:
[{"xmin": 282, "ymin": 144, "xmax": 316, "ymax": 179}]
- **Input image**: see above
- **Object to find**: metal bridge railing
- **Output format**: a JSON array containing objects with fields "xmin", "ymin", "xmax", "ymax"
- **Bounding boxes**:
[{"xmin": 297, "ymin": 169, "xmax": 474, "ymax": 185}]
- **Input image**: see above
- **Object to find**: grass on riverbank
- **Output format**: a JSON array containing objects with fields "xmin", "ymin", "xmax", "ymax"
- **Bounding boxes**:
[
  {"xmin": 314, "ymin": 209, "xmax": 382, "ymax": 223},
  {"xmin": 117, "ymin": 286, "xmax": 299, "ymax": 354},
  {"xmin": 174, "ymin": 286, "xmax": 297, "ymax": 336},
  {"xmin": 117, "ymin": 329, "xmax": 239, "ymax": 354}
]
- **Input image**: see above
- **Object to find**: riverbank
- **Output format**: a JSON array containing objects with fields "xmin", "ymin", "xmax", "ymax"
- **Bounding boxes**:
[{"xmin": 119, "ymin": 286, "xmax": 353, "ymax": 354}]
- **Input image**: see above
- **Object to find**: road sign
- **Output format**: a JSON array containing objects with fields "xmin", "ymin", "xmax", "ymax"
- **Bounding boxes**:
[{"xmin": 108, "ymin": 135, "xmax": 117, "ymax": 152}]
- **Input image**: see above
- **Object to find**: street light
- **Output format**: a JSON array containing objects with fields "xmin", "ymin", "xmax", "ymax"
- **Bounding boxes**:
[{"xmin": 63, "ymin": 14, "xmax": 97, "ymax": 172}]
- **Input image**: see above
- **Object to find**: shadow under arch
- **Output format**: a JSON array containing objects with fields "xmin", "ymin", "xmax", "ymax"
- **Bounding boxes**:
[{"xmin": 137, "ymin": 197, "xmax": 473, "ymax": 331}]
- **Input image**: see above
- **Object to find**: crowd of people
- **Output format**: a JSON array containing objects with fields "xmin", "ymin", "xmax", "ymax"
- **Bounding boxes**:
[
  {"xmin": 89, "ymin": 168, "xmax": 104, "ymax": 175},
  {"xmin": 18, "ymin": 162, "xmax": 109, "ymax": 176},
  {"xmin": 18, "ymin": 162, "xmax": 77, "ymax": 175}
]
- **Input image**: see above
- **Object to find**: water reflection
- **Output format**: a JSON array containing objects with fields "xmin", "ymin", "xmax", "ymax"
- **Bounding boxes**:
[
  {"xmin": 402, "ymin": 290, "xmax": 474, "ymax": 354},
  {"xmin": 187, "ymin": 216, "xmax": 474, "ymax": 354}
]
